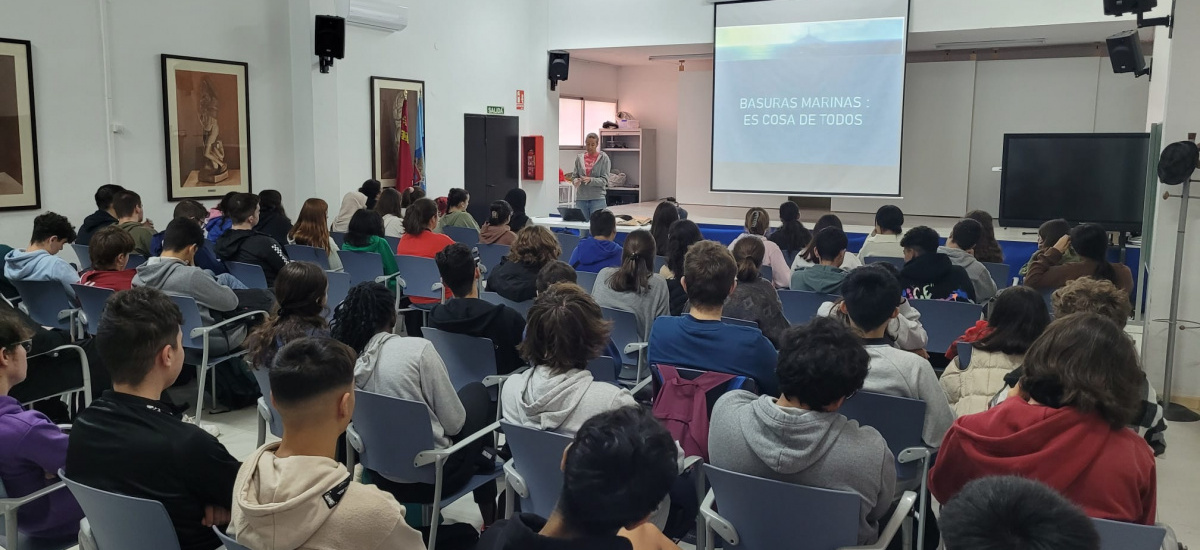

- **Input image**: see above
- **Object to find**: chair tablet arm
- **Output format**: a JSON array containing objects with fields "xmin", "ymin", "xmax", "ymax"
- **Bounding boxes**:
[
  {"xmin": 503, "ymin": 461, "xmax": 529, "ymax": 499},
  {"xmin": 700, "ymin": 489, "xmax": 739, "ymax": 547},
  {"xmin": 189, "ymin": 310, "xmax": 270, "ymax": 338},
  {"xmin": 897, "ymin": 447, "xmax": 931, "ymax": 464},
  {"xmin": 379, "ymin": 273, "xmax": 405, "ymax": 286},
  {"xmin": 414, "ymin": 420, "xmax": 501, "ymax": 467},
  {"xmin": 838, "ymin": 490, "xmax": 917, "ymax": 550},
  {"xmin": 0, "ymin": 480, "xmax": 67, "ymax": 508},
  {"xmin": 623, "ymin": 342, "xmax": 648, "ymax": 355}
]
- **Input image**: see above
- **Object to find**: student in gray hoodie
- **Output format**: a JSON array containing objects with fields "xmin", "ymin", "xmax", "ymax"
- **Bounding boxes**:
[
  {"xmin": 937, "ymin": 219, "xmax": 998, "ymax": 302},
  {"xmin": 791, "ymin": 227, "xmax": 850, "ymax": 295},
  {"xmin": 709, "ymin": 318, "xmax": 896, "ymax": 545}
]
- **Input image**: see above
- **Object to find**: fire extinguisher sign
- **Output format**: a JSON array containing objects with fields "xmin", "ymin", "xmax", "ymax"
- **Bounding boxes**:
[{"xmin": 516, "ymin": 90, "xmax": 525, "ymax": 111}]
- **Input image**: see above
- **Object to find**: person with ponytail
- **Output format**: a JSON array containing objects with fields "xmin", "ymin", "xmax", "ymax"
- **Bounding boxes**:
[
  {"xmin": 479, "ymin": 200, "xmax": 517, "ymax": 245},
  {"xmin": 768, "ymin": 201, "xmax": 812, "ymax": 257},
  {"xmin": 590, "ymin": 230, "xmax": 669, "ymax": 339},
  {"xmin": 728, "ymin": 207, "xmax": 791, "ymax": 288},
  {"xmin": 662, "ymin": 219, "xmax": 703, "ymax": 316},
  {"xmin": 724, "ymin": 236, "xmax": 789, "ymax": 347},
  {"xmin": 244, "ymin": 262, "xmax": 329, "ymax": 370},
  {"xmin": 1025, "ymin": 223, "xmax": 1133, "ymax": 293}
]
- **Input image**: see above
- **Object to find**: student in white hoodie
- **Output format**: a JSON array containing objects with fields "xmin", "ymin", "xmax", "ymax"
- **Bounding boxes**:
[
  {"xmin": 231, "ymin": 336, "xmax": 424, "ymax": 550},
  {"xmin": 329, "ymin": 281, "xmax": 499, "ymax": 524},
  {"xmin": 857, "ymin": 205, "xmax": 906, "ymax": 262}
]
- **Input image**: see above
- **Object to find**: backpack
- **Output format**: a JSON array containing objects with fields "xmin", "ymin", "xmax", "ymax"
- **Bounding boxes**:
[{"xmin": 651, "ymin": 365, "xmax": 736, "ymax": 461}]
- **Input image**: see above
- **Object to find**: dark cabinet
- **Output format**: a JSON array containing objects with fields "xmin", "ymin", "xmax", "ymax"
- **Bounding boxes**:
[{"xmin": 464, "ymin": 114, "xmax": 519, "ymax": 226}]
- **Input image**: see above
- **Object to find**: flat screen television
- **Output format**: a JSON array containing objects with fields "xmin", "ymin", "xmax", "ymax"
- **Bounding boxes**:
[{"xmin": 999, "ymin": 133, "xmax": 1150, "ymax": 232}]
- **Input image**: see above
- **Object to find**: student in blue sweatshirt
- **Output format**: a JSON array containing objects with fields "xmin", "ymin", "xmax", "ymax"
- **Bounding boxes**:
[
  {"xmin": 3, "ymin": 213, "xmax": 81, "ymax": 301},
  {"xmin": 569, "ymin": 209, "xmax": 623, "ymax": 273}
]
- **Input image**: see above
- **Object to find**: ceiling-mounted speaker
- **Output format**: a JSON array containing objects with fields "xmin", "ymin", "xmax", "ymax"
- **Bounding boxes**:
[
  {"xmin": 548, "ymin": 50, "xmax": 570, "ymax": 91},
  {"xmin": 315, "ymin": 15, "xmax": 345, "ymax": 74},
  {"xmin": 1106, "ymin": 29, "xmax": 1150, "ymax": 77}
]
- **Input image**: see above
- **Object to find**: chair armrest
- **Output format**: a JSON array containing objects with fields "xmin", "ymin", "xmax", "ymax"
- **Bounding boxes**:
[
  {"xmin": 630, "ymin": 376, "xmax": 653, "ymax": 395},
  {"xmin": 838, "ymin": 490, "xmax": 917, "ymax": 550},
  {"xmin": 482, "ymin": 374, "xmax": 511, "ymax": 388},
  {"xmin": 379, "ymin": 273, "xmax": 405, "ymax": 286},
  {"xmin": 683, "ymin": 455, "xmax": 703, "ymax": 472},
  {"xmin": 897, "ymin": 447, "xmax": 931, "ymax": 465},
  {"xmin": 503, "ymin": 460, "xmax": 529, "ymax": 499},
  {"xmin": 346, "ymin": 425, "xmax": 364, "ymax": 454},
  {"xmin": 256, "ymin": 398, "xmax": 271, "ymax": 422},
  {"xmin": 623, "ymin": 342, "xmax": 648, "ymax": 355},
  {"xmin": 0, "ymin": 481, "xmax": 67, "ymax": 508},
  {"xmin": 415, "ymin": 420, "xmax": 501, "ymax": 467},
  {"xmin": 56, "ymin": 424, "xmax": 72, "ymax": 434},
  {"xmin": 189, "ymin": 310, "xmax": 269, "ymax": 339},
  {"xmin": 700, "ymin": 489, "xmax": 739, "ymax": 547}
]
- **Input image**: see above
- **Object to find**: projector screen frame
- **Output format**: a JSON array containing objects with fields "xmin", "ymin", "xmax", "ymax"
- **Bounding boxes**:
[{"xmin": 708, "ymin": 0, "xmax": 912, "ymax": 198}]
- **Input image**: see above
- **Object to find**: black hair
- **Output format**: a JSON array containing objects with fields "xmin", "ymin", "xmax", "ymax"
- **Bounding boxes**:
[
  {"xmin": 111, "ymin": 190, "xmax": 142, "ymax": 219},
  {"xmin": 559, "ymin": 407, "xmax": 678, "ymax": 537},
  {"xmin": 650, "ymin": 202, "xmax": 680, "ymax": 257},
  {"xmin": 1069, "ymin": 223, "xmax": 1119, "ymax": 286},
  {"xmin": 96, "ymin": 287, "xmax": 183, "ymax": 386},
  {"xmin": 436, "ymin": 243, "xmax": 477, "ymax": 298},
  {"xmin": 488, "ymin": 200, "xmax": 513, "ymax": 226},
  {"xmin": 800, "ymin": 214, "xmax": 845, "ymax": 264},
  {"xmin": 448, "ymin": 188, "xmax": 469, "ymax": 209},
  {"xmin": 345, "ymin": 209, "xmax": 385, "ymax": 248},
  {"xmin": 330, "ymin": 282, "xmax": 396, "ymax": 354},
  {"xmin": 227, "ymin": 193, "xmax": 260, "ymax": 224},
  {"xmin": 269, "ymin": 337, "xmax": 356, "ymax": 407},
  {"xmin": 245, "ymin": 262, "xmax": 329, "ymax": 368},
  {"xmin": 589, "ymin": 209, "xmax": 616, "ymax": 238},
  {"xmin": 950, "ymin": 218, "xmax": 983, "ymax": 251},
  {"xmin": 768, "ymin": 201, "xmax": 812, "ymax": 253},
  {"xmin": 258, "ymin": 189, "xmax": 286, "ymax": 217},
  {"xmin": 359, "ymin": 179, "xmax": 382, "ymax": 210},
  {"xmin": 777, "ymin": 317, "xmax": 869, "ymax": 408},
  {"xmin": 94, "ymin": 184, "xmax": 125, "ymax": 210},
  {"xmin": 941, "ymin": 476, "xmax": 1099, "ymax": 550},
  {"xmin": 608, "ymin": 230, "xmax": 655, "ymax": 294},
  {"xmin": 813, "ymin": 227, "xmax": 848, "ymax": 263},
  {"xmin": 665, "ymin": 219, "xmax": 703, "ymax": 278},
  {"xmin": 215, "ymin": 191, "xmax": 238, "ymax": 214},
  {"xmin": 536, "ymin": 261, "xmax": 577, "ymax": 293},
  {"xmin": 162, "ymin": 217, "xmax": 206, "ymax": 252},
  {"xmin": 875, "ymin": 205, "xmax": 904, "ymax": 235},
  {"xmin": 840, "ymin": 265, "xmax": 902, "ymax": 332},
  {"xmin": 974, "ymin": 286, "xmax": 1050, "ymax": 356},
  {"xmin": 403, "ymin": 198, "xmax": 438, "ymax": 236},
  {"xmin": 900, "ymin": 226, "xmax": 940, "ymax": 257},
  {"xmin": 30, "ymin": 212, "xmax": 77, "ymax": 245}
]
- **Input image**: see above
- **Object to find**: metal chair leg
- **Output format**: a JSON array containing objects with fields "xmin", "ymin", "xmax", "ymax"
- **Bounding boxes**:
[
  {"xmin": 194, "ymin": 364, "xmax": 207, "ymax": 422},
  {"xmin": 427, "ymin": 460, "xmax": 445, "ymax": 550}
]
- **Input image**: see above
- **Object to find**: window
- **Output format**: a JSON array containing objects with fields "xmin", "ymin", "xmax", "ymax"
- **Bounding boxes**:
[{"xmin": 559, "ymin": 97, "xmax": 617, "ymax": 148}]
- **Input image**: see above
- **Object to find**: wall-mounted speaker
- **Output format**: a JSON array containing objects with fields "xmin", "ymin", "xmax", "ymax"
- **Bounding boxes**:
[
  {"xmin": 1106, "ymin": 29, "xmax": 1149, "ymax": 77},
  {"xmin": 548, "ymin": 50, "xmax": 570, "ymax": 91},
  {"xmin": 315, "ymin": 15, "xmax": 346, "ymax": 73}
]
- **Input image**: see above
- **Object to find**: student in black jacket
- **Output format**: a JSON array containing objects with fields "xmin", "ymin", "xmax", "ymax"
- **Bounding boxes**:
[
  {"xmin": 76, "ymin": 184, "xmax": 125, "ymax": 246},
  {"xmin": 898, "ymin": 226, "xmax": 978, "ymax": 303},
  {"xmin": 429, "ymin": 244, "xmax": 526, "ymax": 374},
  {"xmin": 252, "ymin": 190, "xmax": 292, "ymax": 247},
  {"xmin": 214, "ymin": 193, "xmax": 290, "ymax": 286},
  {"xmin": 486, "ymin": 225, "xmax": 561, "ymax": 303}
]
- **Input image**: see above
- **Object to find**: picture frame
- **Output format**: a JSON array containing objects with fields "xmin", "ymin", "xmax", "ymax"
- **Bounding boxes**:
[
  {"xmin": 0, "ymin": 38, "xmax": 41, "ymax": 211},
  {"xmin": 161, "ymin": 54, "xmax": 251, "ymax": 201},
  {"xmin": 370, "ymin": 76, "xmax": 426, "ymax": 190}
]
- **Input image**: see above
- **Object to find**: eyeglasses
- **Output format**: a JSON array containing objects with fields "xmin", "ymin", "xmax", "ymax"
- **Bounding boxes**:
[{"xmin": 3, "ymin": 339, "xmax": 32, "ymax": 354}]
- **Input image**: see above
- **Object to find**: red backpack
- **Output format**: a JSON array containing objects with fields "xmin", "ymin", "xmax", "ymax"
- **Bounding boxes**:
[{"xmin": 651, "ymin": 365, "xmax": 736, "ymax": 461}]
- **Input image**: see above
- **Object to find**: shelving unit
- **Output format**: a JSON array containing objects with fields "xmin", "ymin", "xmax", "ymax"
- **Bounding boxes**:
[{"xmin": 601, "ymin": 129, "xmax": 656, "ymax": 206}]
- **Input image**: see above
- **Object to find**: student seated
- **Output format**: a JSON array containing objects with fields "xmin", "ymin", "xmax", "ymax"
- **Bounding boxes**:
[
  {"xmin": 396, "ymin": 198, "xmax": 455, "ymax": 304},
  {"xmin": 480, "ymin": 200, "xmax": 518, "ymax": 245},
  {"xmin": 288, "ymin": 198, "xmax": 344, "ymax": 272},
  {"xmin": 965, "ymin": 210, "xmax": 1005, "ymax": 264},
  {"xmin": 330, "ymin": 282, "xmax": 498, "ymax": 523},
  {"xmin": 939, "ymin": 286, "xmax": 1050, "ymax": 416},
  {"xmin": 940, "ymin": 476, "xmax": 1100, "ymax": 550},
  {"xmin": 724, "ymin": 237, "xmax": 789, "ymax": 347},
  {"xmin": 478, "ymin": 407, "xmax": 681, "ymax": 550},
  {"xmin": 1024, "ymin": 222, "xmax": 1133, "ymax": 294},
  {"xmin": 330, "ymin": 181, "xmax": 380, "ymax": 233},
  {"xmin": 503, "ymin": 188, "xmax": 530, "ymax": 233},
  {"xmin": 818, "ymin": 263, "xmax": 928, "ymax": 353},
  {"xmin": 76, "ymin": 184, "xmax": 124, "ymax": 246},
  {"xmin": 570, "ymin": 210, "xmax": 624, "ymax": 273},
  {"xmin": 1, "ymin": 295, "xmax": 111, "ymax": 412},
  {"xmin": 151, "ymin": 200, "xmax": 228, "ymax": 275},
  {"xmin": 205, "ymin": 192, "xmax": 237, "ymax": 244},
  {"xmin": 503, "ymin": 283, "xmax": 636, "ymax": 434},
  {"xmin": 79, "ymin": 225, "xmax": 137, "ymax": 291},
  {"xmin": 112, "ymin": 190, "xmax": 155, "ymax": 256},
  {"xmin": 230, "ymin": 337, "xmax": 424, "ymax": 550},
  {"xmin": 436, "ymin": 187, "xmax": 480, "ymax": 233},
  {"xmin": 244, "ymin": 262, "xmax": 329, "ymax": 370},
  {"xmin": 899, "ymin": 226, "xmax": 977, "ymax": 302},
  {"xmin": 590, "ymin": 230, "xmax": 669, "ymax": 340},
  {"xmin": 215, "ymin": 193, "xmax": 291, "ymax": 286},
  {"xmin": 839, "ymin": 267, "xmax": 955, "ymax": 447},
  {"xmin": 1018, "ymin": 218, "xmax": 1075, "ymax": 277},
  {"xmin": 429, "ymin": 243, "xmax": 526, "ymax": 375},
  {"xmin": 938, "ymin": 218, "xmax": 998, "ymax": 301},
  {"xmin": 535, "ymin": 260, "xmax": 576, "ymax": 295},
  {"xmin": 661, "ymin": 219, "xmax": 703, "ymax": 316},
  {"xmin": 767, "ymin": 201, "xmax": 812, "ymax": 257},
  {"xmin": 0, "ymin": 308, "xmax": 85, "ymax": 541},
  {"xmin": 650, "ymin": 201, "xmax": 681, "ymax": 258},
  {"xmin": 727, "ymin": 208, "xmax": 791, "ymax": 288},
  {"xmin": 340, "ymin": 209, "xmax": 399, "ymax": 289},
  {"xmin": 791, "ymin": 214, "xmax": 863, "ymax": 272},
  {"xmin": 253, "ymin": 190, "xmax": 292, "ymax": 247},
  {"xmin": 709, "ymin": 317, "xmax": 895, "ymax": 545},
  {"xmin": 857, "ymin": 205, "xmax": 905, "ymax": 261},
  {"xmin": 4, "ymin": 212, "xmax": 80, "ymax": 300},
  {"xmin": 66, "ymin": 287, "xmax": 241, "ymax": 550},
  {"xmin": 648, "ymin": 241, "xmax": 779, "ymax": 395},
  {"xmin": 488, "ymin": 225, "xmax": 562, "ymax": 303},
  {"xmin": 375, "ymin": 188, "xmax": 406, "ymax": 238},
  {"xmin": 930, "ymin": 313, "xmax": 1156, "ymax": 525},
  {"xmin": 791, "ymin": 226, "xmax": 850, "ymax": 294}
]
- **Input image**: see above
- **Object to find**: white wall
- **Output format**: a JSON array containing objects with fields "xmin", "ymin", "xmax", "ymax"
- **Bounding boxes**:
[{"xmin": 616, "ymin": 65, "xmax": 680, "ymax": 199}]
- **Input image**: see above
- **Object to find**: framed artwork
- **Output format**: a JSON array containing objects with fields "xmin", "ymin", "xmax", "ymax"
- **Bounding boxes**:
[
  {"xmin": 370, "ymin": 76, "xmax": 425, "ymax": 190},
  {"xmin": 0, "ymin": 38, "xmax": 41, "ymax": 211},
  {"xmin": 161, "ymin": 54, "xmax": 251, "ymax": 201}
]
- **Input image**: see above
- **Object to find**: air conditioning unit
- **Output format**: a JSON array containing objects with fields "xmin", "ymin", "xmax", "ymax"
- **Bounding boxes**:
[{"xmin": 338, "ymin": 0, "xmax": 408, "ymax": 33}]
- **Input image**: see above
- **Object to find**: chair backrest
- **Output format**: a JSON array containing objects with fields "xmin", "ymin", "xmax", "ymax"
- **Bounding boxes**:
[
  {"xmin": 705, "ymin": 464, "xmax": 859, "ymax": 550},
  {"xmin": 71, "ymin": 244, "xmax": 92, "ymax": 272},
  {"xmin": 759, "ymin": 264, "xmax": 772, "ymax": 282},
  {"xmin": 601, "ymin": 307, "xmax": 643, "ymax": 366},
  {"xmin": 213, "ymin": 526, "xmax": 251, "ymax": 550},
  {"xmin": 654, "ymin": 255, "xmax": 667, "ymax": 274},
  {"xmin": 395, "ymin": 255, "xmax": 443, "ymax": 301},
  {"xmin": 983, "ymin": 262, "xmax": 1011, "ymax": 289},
  {"xmin": 837, "ymin": 391, "xmax": 927, "ymax": 478},
  {"xmin": 576, "ymin": 270, "xmax": 599, "ymax": 294},
  {"xmin": 867, "ymin": 256, "xmax": 906, "ymax": 270},
  {"xmin": 72, "ymin": 284, "xmax": 114, "ymax": 336},
  {"xmin": 443, "ymin": 226, "xmax": 480, "ymax": 247},
  {"xmin": 722, "ymin": 317, "xmax": 760, "ymax": 330},
  {"xmin": 325, "ymin": 270, "xmax": 351, "ymax": 315},
  {"xmin": 909, "ymin": 299, "xmax": 984, "ymax": 352},
  {"xmin": 586, "ymin": 356, "xmax": 617, "ymax": 383},
  {"xmin": 59, "ymin": 471, "xmax": 182, "ymax": 550},
  {"xmin": 251, "ymin": 366, "xmax": 284, "ymax": 438},
  {"xmin": 338, "ymin": 250, "xmax": 385, "ymax": 286},
  {"xmin": 10, "ymin": 280, "xmax": 75, "ymax": 332},
  {"xmin": 350, "ymin": 391, "xmax": 438, "ymax": 484},
  {"xmin": 783, "ymin": 248, "xmax": 800, "ymax": 267},
  {"xmin": 422, "ymin": 327, "xmax": 498, "ymax": 391},
  {"xmin": 555, "ymin": 233, "xmax": 580, "ymax": 262},
  {"xmin": 226, "ymin": 262, "xmax": 268, "ymax": 290},
  {"xmin": 1091, "ymin": 518, "xmax": 1167, "ymax": 550},
  {"xmin": 124, "ymin": 254, "xmax": 147, "ymax": 270},
  {"xmin": 956, "ymin": 342, "xmax": 973, "ymax": 368},
  {"xmin": 777, "ymin": 290, "xmax": 838, "ymax": 325},
  {"xmin": 500, "ymin": 422, "xmax": 574, "ymax": 518},
  {"xmin": 476, "ymin": 244, "xmax": 510, "ymax": 273},
  {"xmin": 480, "ymin": 291, "xmax": 532, "ymax": 318},
  {"xmin": 284, "ymin": 244, "xmax": 331, "ymax": 270},
  {"xmin": 166, "ymin": 295, "xmax": 208, "ymax": 351},
  {"xmin": 330, "ymin": 231, "xmax": 347, "ymax": 248},
  {"xmin": 384, "ymin": 235, "xmax": 401, "ymax": 251}
]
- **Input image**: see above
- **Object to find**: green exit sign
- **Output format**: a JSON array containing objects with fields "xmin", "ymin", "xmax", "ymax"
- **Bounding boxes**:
[{"xmin": 487, "ymin": 106, "xmax": 505, "ymax": 115}]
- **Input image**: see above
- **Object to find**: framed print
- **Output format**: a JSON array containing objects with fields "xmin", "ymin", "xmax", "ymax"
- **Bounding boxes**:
[
  {"xmin": 0, "ymin": 38, "xmax": 41, "ymax": 211},
  {"xmin": 371, "ymin": 77, "xmax": 425, "ymax": 190},
  {"xmin": 162, "ymin": 54, "xmax": 251, "ymax": 201}
]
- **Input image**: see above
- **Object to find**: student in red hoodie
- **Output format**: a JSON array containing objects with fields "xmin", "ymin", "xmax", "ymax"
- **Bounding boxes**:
[
  {"xmin": 929, "ymin": 312, "xmax": 1156, "ymax": 525},
  {"xmin": 79, "ymin": 225, "xmax": 137, "ymax": 291}
]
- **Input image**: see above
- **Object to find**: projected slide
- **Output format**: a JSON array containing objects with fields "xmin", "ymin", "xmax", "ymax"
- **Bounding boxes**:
[{"xmin": 712, "ymin": 0, "xmax": 910, "ymax": 196}]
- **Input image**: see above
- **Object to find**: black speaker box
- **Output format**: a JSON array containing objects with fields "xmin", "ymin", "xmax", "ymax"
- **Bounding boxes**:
[
  {"xmin": 1104, "ymin": 0, "xmax": 1157, "ymax": 16},
  {"xmin": 548, "ymin": 50, "xmax": 570, "ymax": 91},
  {"xmin": 1107, "ymin": 29, "xmax": 1147, "ymax": 75},
  {"xmin": 315, "ymin": 15, "xmax": 345, "ymax": 59}
]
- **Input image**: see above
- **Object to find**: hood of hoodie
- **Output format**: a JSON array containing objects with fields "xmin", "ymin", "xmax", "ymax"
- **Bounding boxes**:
[
  {"xmin": 575, "ymin": 239, "xmax": 623, "ymax": 262},
  {"xmin": 938, "ymin": 246, "xmax": 980, "ymax": 269},
  {"xmin": 740, "ymin": 395, "xmax": 847, "ymax": 474},
  {"xmin": 214, "ymin": 229, "xmax": 257, "ymax": 258},
  {"xmin": 354, "ymin": 332, "xmax": 395, "ymax": 388},
  {"xmin": 234, "ymin": 442, "xmax": 350, "ymax": 549},
  {"xmin": 428, "ymin": 298, "xmax": 505, "ymax": 333},
  {"xmin": 516, "ymin": 367, "xmax": 594, "ymax": 431},
  {"xmin": 480, "ymin": 224, "xmax": 513, "ymax": 244},
  {"xmin": 793, "ymin": 264, "xmax": 846, "ymax": 294},
  {"xmin": 79, "ymin": 210, "xmax": 117, "ymax": 235},
  {"xmin": 132, "ymin": 256, "xmax": 188, "ymax": 288},
  {"xmin": 3, "ymin": 249, "xmax": 61, "ymax": 280},
  {"xmin": 900, "ymin": 252, "xmax": 953, "ymax": 282}
]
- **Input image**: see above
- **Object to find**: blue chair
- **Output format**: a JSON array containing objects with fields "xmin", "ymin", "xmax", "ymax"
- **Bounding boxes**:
[
  {"xmin": 384, "ymin": 235, "xmax": 401, "ymax": 250},
  {"xmin": 983, "ymin": 262, "xmax": 1011, "ymax": 290},
  {"xmin": 760, "ymin": 264, "xmax": 773, "ymax": 282},
  {"xmin": 866, "ymin": 256, "xmax": 906, "ymax": 270},
  {"xmin": 654, "ymin": 255, "xmax": 667, "ymax": 274},
  {"xmin": 251, "ymin": 366, "xmax": 283, "ymax": 447},
  {"xmin": 394, "ymin": 255, "xmax": 444, "ymax": 304},
  {"xmin": 956, "ymin": 342, "xmax": 973, "ymax": 369},
  {"xmin": 421, "ymin": 328, "xmax": 509, "ymax": 392},
  {"xmin": 443, "ymin": 226, "xmax": 480, "ymax": 247},
  {"xmin": 1042, "ymin": 287, "xmax": 1056, "ymax": 315},
  {"xmin": 226, "ymin": 262, "xmax": 268, "ymax": 290},
  {"xmin": 701, "ymin": 464, "xmax": 914, "ymax": 550},
  {"xmin": 72, "ymin": 284, "xmax": 113, "ymax": 336},
  {"xmin": 480, "ymin": 291, "xmax": 532, "ymax": 318},
  {"xmin": 601, "ymin": 307, "xmax": 648, "ymax": 384},
  {"xmin": 1091, "ymin": 518, "xmax": 1167, "ymax": 550},
  {"xmin": 331, "ymin": 231, "xmax": 347, "ymax": 248},
  {"xmin": 501, "ymin": 422, "xmax": 574, "ymax": 519},
  {"xmin": 909, "ymin": 299, "xmax": 984, "ymax": 353},
  {"xmin": 556, "ymin": 233, "xmax": 581, "ymax": 263},
  {"xmin": 778, "ymin": 290, "xmax": 838, "ymax": 325},
  {"xmin": 10, "ymin": 280, "xmax": 80, "ymax": 339},
  {"xmin": 838, "ymin": 392, "xmax": 932, "ymax": 550},
  {"xmin": 212, "ymin": 526, "xmax": 251, "ymax": 550},
  {"xmin": 476, "ymin": 244, "xmax": 510, "ymax": 274},
  {"xmin": 576, "ymin": 270, "xmax": 599, "ymax": 294},
  {"xmin": 783, "ymin": 249, "xmax": 800, "ymax": 268},
  {"xmin": 168, "ymin": 294, "xmax": 267, "ymax": 422},
  {"xmin": 325, "ymin": 270, "xmax": 351, "ymax": 317},
  {"xmin": 70, "ymin": 244, "xmax": 92, "ymax": 272},
  {"xmin": 338, "ymin": 250, "xmax": 398, "ymax": 287},
  {"xmin": 587, "ymin": 356, "xmax": 617, "ymax": 383},
  {"xmin": 285, "ymin": 244, "xmax": 331, "ymax": 270},
  {"xmin": 60, "ymin": 470, "xmax": 182, "ymax": 550},
  {"xmin": 124, "ymin": 254, "xmax": 147, "ymax": 270},
  {"xmin": 18, "ymin": 346, "xmax": 92, "ymax": 409},
  {"xmin": 1, "ymin": 479, "xmax": 76, "ymax": 550},
  {"xmin": 346, "ymin": 391, "xmax": 502, "ymax": 550},
  {"xmin": 722, "ymin": 317, "xmax": 760, "ymax": 330}
]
